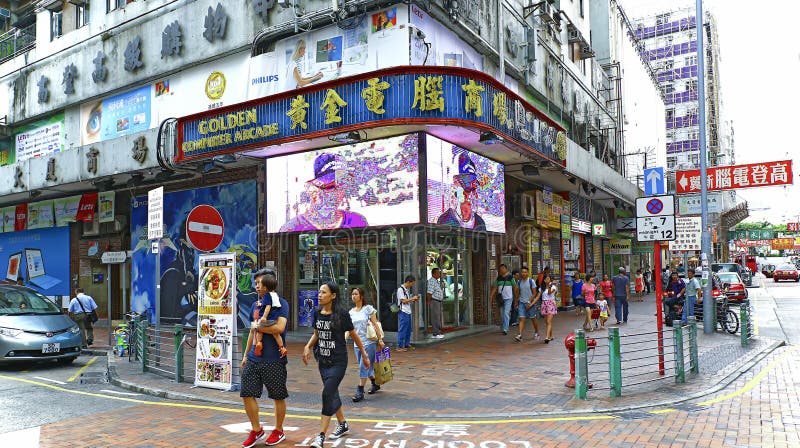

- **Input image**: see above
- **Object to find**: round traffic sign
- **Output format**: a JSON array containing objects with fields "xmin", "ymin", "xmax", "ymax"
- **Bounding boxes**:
[
  {"xmin": 186, "ymin": 205, "xmax": 224, "ymax": 252},
  {"xmin": 646, "ymin": 199, "xmax": 664, "ymax": 215}
]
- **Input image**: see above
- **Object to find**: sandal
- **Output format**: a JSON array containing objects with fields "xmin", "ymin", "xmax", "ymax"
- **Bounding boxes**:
[{"xmin": 514, "ymin": 335, "xmax": 522, "ymax": 342}]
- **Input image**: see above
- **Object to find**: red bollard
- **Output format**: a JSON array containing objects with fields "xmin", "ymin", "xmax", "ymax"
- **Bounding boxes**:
[{"xmin": 564, "ymin": 332, "xmax": 597, "ymax": 388}]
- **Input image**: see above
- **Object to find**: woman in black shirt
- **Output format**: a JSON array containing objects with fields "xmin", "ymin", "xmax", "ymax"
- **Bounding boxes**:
[{"xmin": 302, "ymin": 282, "xmax": 370, "ymax": 447}]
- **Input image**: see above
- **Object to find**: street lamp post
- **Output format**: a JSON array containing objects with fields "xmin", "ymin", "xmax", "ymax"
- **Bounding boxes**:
[{"xmin": 696, "ymin": 0, "xmax": 714, "ymax": 333}]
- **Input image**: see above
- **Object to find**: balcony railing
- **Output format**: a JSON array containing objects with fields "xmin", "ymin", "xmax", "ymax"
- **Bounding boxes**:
[{"xmin": 0, "ymin": 24, "xmax": 36, "ymax": 64}]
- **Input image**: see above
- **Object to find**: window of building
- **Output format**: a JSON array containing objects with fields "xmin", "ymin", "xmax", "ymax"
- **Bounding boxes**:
[
  {"xmin": 663, "ymin": 83, "xmax": 675, "ymax": 94},
  {"xmin": 50, "ymin": 10, "xmax": 63, "ymax": 40},
  {"xmin": 690, "ymin": 154, "xmax": 700, "ymax": 165},
  {"xmin": 579, "ymin": 0, "xmax": 584, "ymax": 17},
  {"xmin": 667, "ymin": 157, "xmax": 677, "ymax": 169},
  {"xmin": 77, "ymin": 4, "xmax": 90, "ymax": 28},
  {"xmin": 685, "ymin": 55, "xmax": 697, "ymax": 66},
  {"xmin": 666, "ymin": 108, "xmax": 675, "ymax": 122},
  {"xmin": 686, "ymin": 79, "xmax": 698, "ymax": 91},
  {"xmin": 667, "ymin": 131, "xmax": 676, "ymax": 141},
  {"xmin": 656, "ymin": 13, "xmax": 670, "ymax": 25},
  {"xmin": 108, "ymin": 0, "xmax": 133, "ymax": 12},
  {"xmin": 664, "ymin": 60, "xmax": 674, "ymax": 71}
]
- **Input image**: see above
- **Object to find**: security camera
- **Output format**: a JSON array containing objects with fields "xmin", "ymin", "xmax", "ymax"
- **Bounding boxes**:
[{"xmin": 413, "ymin": 28, "xmax": 426, "ymax": 40}]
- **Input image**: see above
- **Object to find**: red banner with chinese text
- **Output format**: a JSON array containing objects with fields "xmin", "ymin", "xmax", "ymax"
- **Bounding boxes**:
[
  {"xmin": 14, "ymin": 203, "xmax": 27, "ymax": 231},
  {"xmin": 76, "ymin": 193, "xmax": 97, "ymax": 222},
  {"xmin": 771, "ymin": 238, "xmax": 795, "ymax": 251},
  {"xmin": 676, "ymin": 160, "xmax": 793, "ymax": 194}
]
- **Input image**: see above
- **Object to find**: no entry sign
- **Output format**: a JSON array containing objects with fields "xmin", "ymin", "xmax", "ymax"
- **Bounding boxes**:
[{"xmin": 186, "ymin": 205, "xmax": 224, "ymax": 252}]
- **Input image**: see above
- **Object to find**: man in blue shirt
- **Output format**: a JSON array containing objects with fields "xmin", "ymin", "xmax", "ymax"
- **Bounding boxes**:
[
  {"xmin": 240, "ymin": 270, "xmax": 289, "ymax": 447},
  {"xmin": 611, "ymin": 267, "xmax": 630, "ymax": 325}
]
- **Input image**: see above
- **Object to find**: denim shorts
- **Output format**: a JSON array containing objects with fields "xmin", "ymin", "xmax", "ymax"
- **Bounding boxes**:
[
  {"xmin": 354, "ymin": 342, "xmax": 377, "ymax": 378},
  {"xmin": 518, "ymin": 301, "xmax": 539, "ymax": 319}
]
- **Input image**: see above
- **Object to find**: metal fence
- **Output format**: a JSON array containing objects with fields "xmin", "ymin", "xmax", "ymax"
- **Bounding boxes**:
[
  {"xmin": 0, "ymin": 24, "xmax": 36, "ymax": 63},
  {"xmin": 575, "ymin": 319, "xmax": 699, "ymax": 399},
  {"xmin": 740, "ymin": 299, "xmax": 755, "ymax": 347}
]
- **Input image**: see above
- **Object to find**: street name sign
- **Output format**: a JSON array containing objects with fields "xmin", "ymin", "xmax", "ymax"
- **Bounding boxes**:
[
  {"xmin": 676, "ymin": 159, "xmax": 793, "ymax": 194},
  {"xmin": 643, "ymin": 167, "xmax": 665, "ymax": 196},
  {"xmin": 147, "ymin": 187, "xmax": 163, "ymax": 240},
  {"xmin": 101, "ymin": 251, "xmax": 128, "ymax": 264}
]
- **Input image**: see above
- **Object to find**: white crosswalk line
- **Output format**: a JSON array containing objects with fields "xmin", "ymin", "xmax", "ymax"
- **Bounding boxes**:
[
  {"xmin": 0, "ymin": 426, "xmax": 40, "ymax": 447},
  {"xmin": 32, "ymin": 376, "xmax": 66, "ymax": 385},
  {"xmin": 221, "ymin": 422, "xmax": 299, "ymax": 434}
]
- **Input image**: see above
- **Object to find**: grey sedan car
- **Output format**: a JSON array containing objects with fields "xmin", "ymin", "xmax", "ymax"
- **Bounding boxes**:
[{"xmin": 0, "ymin": 284, "xmax": 83, "ymax": 364}]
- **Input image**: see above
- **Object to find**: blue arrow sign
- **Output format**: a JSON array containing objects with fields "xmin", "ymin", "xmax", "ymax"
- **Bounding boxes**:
[{"xmin": 644, "ymin": 167, "xmax": 665, "ymax": 196}]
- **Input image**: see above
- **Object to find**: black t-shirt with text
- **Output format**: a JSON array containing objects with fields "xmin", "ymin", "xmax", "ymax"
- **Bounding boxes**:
[{"xmin": 312, "ymin": 308, "xmax": 354, "ymax": 365}]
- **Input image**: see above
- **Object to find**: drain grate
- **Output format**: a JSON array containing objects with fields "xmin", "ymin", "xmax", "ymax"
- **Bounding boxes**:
[{"xmin": 79, "ymin": 371, "xmax": 108, "ymax": 384}]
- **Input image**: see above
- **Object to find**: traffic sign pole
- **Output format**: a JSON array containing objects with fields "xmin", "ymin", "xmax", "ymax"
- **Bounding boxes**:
[
  {"xmin": 696, "ymin": 0, "xmax": 714, "ymax": 334},
  {"xmin": 654, "ymin": 241, "xmax": 664, "ymax": 376}
]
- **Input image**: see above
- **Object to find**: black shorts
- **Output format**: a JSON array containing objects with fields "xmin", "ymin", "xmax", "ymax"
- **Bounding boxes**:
[{"xmin": 239, "ymin": 360, "xmax": 288, "ymax": 400}]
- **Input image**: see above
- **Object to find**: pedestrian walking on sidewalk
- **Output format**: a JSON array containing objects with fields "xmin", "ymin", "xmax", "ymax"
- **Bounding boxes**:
[
  {"xmin": 240, "ymin": 271, "xmax": 289, "ymax": 447},
  {"xmin": 427, "ymin": 268, "xmax": 446, "ymax": 339},
  {"xmin": 514, "ymin": 267, "xmax": 541, "ymax": 342},
  {"xmin": 489, "ymin": 264, "xmax": 517, "ymax": 335},
  {"xmin": 303, "ymin": 281, "xmax": 371, "ymax": 448},
  {"xmin": 635, "ymin": 269, "xmax": 645, "ymax": 302},
  {"xmin": 581, "ymin": 273, "xmax": 598, "ymax": 331},
  {"xmin": 539, "ymin": 274, "xmax": 558, "ymax": 343},
  {"xmin": 67, "ymin": 288, "xmax": 98, "ymax": 348},
  {"xmin": 396, "ymin": 275, "xmax": 419, "ymax": 351},
  {"xmin": 683, "ymin": 269, "xmax": 702, "ymax": 323},
  {"xmin": 611, "ymin": 267, "xmax": 631, "ymax": 324},
  {"xmin": 571, "ymin": 273, "xmax": 585, "ymax": 315},
  {"xmin": 599, "ymin": 274, "xmax": 614, "ymax": 310},
  {"xmin": 348, "ymin": 287, "xmax": 384, "ymax": 402},
  {"xmin": 643, "ymin": 265, "xmax": 653, "ymax": 294}
]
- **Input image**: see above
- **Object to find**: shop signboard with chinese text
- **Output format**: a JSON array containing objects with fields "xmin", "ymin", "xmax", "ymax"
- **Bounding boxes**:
[
  {"xmin": 195, "ymin": 252, "xmax": 237, "ymax": 391},
  {"xmin": 771, "ymin": 238, "xmax": 795, "ymax": 251},
  {"xmin": 788, "ymin": 223, "xmax": 800, "ymax": 232},
  {"xmin": 678, "ymin": 192, "xmax": 723, "ymax": 215},
  {"xmin": 676, "ymin": 160, "xmax": 793, "ymax": 194},
  {"xmin": 177, "ymin": 67, "xmax": 566, "ymax": 164}
]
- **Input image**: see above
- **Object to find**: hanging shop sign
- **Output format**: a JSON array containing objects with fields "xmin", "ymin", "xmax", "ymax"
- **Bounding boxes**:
[
  {"xmin": 98, "ymin": 191, "xmax": 116, "ymax": 223},
  {"xmin": 609, "ymin": 238, "xmax": 631, "ymax": 255},
  {"xmin": 195, "ymin": 252, "xmax": 237, "ymax": 391},
  {"xmin": 571, "ymin": 218, "xmax": 591, "ymax": 234},
  {"xmin": 592, "ymin": 223, "xmax": 607, "ymax": 237},
  {"xmin": 677, "ymin": 192, "xmax": 723, "ymax": 215},
  {"xmin": 176, "ymin": 67, "xmax": 566, "ymax": 163},
  {"xmin": 676, "ymin": 160, "xmax": 793, "ymax": 194},
  {"xmin": 771, "ymin": 238, "xmax": 795, "ymax": 251},
  {"xmin": 15, "ymin": 113, "xmax": 65, "ymax": 162},
  {"xmin": 27, "ymin": 200, "xmax": 54, "ymax": 229}
]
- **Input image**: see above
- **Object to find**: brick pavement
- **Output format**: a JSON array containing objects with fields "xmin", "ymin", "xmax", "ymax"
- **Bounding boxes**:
[
  {"xmin": 100, "ymin": 293, "xmax": 782, "ymax": 418},
  {"xmin": 22, "ymin": 346, "xmax": 800, "ymax": 447}
]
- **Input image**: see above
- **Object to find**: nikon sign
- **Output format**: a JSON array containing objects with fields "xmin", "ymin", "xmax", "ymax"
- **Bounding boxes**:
[{"xmin": 609, "ymin": 238, "xmax": 632, "ymax": 255}]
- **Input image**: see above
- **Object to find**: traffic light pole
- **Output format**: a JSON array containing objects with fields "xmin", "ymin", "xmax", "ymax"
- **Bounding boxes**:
[{"xmin": 696, "ymin": 0, "xmax": 714, "ymax": 334}]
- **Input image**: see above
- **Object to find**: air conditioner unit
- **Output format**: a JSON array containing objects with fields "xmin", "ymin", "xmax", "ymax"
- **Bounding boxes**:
[
  {"xmin": 538, "ymin": 2, "xmax": 554, "ymax": 23},
  {"xmin": 521, "ymin": 193, "xmax": 536, "ymax": 221},
  {"xmin": 82, "ymin": 217, "xmax": 99, "ymax": 236},
  {"xmin": 579, "ymin": 44, "xmax": 595, "ymax": 60}
]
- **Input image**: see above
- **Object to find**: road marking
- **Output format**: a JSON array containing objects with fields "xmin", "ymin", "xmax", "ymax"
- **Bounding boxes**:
[
  {"xmin": 0, "ymin": 425, "xmax": 40, "ymax": 447},
  {"xmin": 32, "ymin": 376, "xmax": 66, "ymax": 385},
  {"xmin": 68, "ymin": 356, "xmax": 97, "ymax": 382},
  {"xmin": 99, "ymin": 389, "xmax": 142, "ymax": 396},
  {"xmin": 698, "ymin": 346, "xmax": 797, "ymax": 406},
  {"xmin": 221, "ymin": 422, "xmax": 299, "ymax": 433}
]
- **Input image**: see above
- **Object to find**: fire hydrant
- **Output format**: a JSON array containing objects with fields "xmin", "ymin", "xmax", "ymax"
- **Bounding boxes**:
[{"xmin": 564, "ymin": 332, "xmax": 597, "ymax": 388}]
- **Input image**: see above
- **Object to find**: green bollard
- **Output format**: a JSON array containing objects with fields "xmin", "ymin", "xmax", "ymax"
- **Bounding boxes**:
[
  {"xmin": 140, "ymin": 322, "xmax": 148, "ymax": 373},
  {"xmin": 608, "ymin": 326, "xmax": 622, "ymax": 398},
  {"xmin": 740, "ymin": 300, "xmax": 748, "ymax": 347},
  {"xmin": 688, "ymin": 317, "xmax": 699, "ymax": 374},
  {"xmin": 673, "ymin": 320, "xmax": 685, "ymax": 384},
  {"xmin": 575, "ymin": 329, "xmax": 588, "ymax": 400},
  {"xmin": 174, "ymin": 325, "xmax": 184, "ymax": 383}
]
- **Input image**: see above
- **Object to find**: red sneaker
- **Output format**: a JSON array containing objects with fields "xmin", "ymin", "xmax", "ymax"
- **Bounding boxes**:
[
  {"xmin": 265, "ymin": 429, "xmax": 286, "ymax": 446},
  {"xmin": 242, "ymin": 428, "xmax": 265, "ymax": 448}
]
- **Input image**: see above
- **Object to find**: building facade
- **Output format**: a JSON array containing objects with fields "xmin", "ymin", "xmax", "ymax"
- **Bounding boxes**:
[{"xmin": 0, "ymin": 0, "xmax": 657, "ymax": 350}]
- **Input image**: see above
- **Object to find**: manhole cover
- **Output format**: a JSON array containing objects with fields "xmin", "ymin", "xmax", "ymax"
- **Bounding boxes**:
[{"xmin": 450, "ymin": 379, "xmax": 498, "ymax": 391}]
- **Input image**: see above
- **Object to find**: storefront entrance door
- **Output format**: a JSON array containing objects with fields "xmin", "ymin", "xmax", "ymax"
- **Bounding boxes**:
[
  {"xmin": 426, "ymin": 245, "xmax": 471, "ymax": 330},
  {"xmin": 318, "ymin": 249, "xmax": 380, "ymax": 311}
]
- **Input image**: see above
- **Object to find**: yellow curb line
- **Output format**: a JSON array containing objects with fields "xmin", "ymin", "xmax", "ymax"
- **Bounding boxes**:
[
  {"xmin": 68, "ymin": 356, "xmax": 98, "ymax": 382},
  {"xmin": 698, "ymin": 346, "xmax": 797, "ymax": 406}
]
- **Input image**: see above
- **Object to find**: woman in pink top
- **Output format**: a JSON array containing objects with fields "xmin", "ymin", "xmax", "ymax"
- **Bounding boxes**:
[
  {"xmin": 581, "ymin": 273, "xmax": 598, "ymax": 331},
  {"xmin": 599, "ymin": 274, "xmax": 614, "ymax": 309}
]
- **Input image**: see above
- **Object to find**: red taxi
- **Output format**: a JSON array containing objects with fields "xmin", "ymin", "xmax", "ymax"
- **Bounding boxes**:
[{"xmin": 773, "ymin": 264, "xmax": 800, "ymax": 282}]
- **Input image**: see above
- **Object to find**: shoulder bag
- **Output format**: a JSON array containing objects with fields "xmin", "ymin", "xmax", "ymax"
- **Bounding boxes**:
[
  {"xmin": 495, "ymin": 277, "xmax": 507, "ymax": 308},
  {"xmin": 76, "ymin": 296, "xmax": 99, "ymax": 324}
]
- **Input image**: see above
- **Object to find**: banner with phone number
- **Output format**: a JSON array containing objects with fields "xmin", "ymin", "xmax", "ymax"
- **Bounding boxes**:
[{"xmin": 195, "ymin": 253, "xmax": 237, "ymax": 391}]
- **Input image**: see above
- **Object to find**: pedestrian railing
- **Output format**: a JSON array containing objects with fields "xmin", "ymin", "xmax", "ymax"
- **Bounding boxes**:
[{"xmin": 575, "ymin": 319, "xmax": 699, "ymax": 399}]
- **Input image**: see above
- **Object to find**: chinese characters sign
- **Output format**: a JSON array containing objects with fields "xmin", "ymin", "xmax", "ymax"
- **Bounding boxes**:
[
  {"xmin": 668, "ymin": 216, "xmax": 702, "ymax": 252},
  {"xmin": 676, "ymin": 160, "xmax": 793, "ymax": 194},
  {"xmin": 771, "ymin": 238, "xmax": 795, "ymax": 251},
  {"xmin": 177, "ymin": 68, "xmax": 566, "ymax": 162}
]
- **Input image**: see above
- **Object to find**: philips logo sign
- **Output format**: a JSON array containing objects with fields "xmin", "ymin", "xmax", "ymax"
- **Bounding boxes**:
[{"xmin": 251, "ymin": 75, "xmax": 280, "ymax": 85}]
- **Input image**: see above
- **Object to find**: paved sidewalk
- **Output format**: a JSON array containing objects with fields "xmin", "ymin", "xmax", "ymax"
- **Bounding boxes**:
[{"xmin": 97, "ymin": 293, "xmax": 782, "ymax": 418}]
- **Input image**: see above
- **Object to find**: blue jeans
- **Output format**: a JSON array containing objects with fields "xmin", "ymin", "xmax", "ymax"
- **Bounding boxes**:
[
  {"xmin": 397, "ymin": 312, "xmax": 412, "ymax": 348},
  {"xmin": 614, "ymin": 296, "xmax": 629, "ymax": 323},
  {"xmin": 502, "ymin": 298, "xmax": 513, "ymax": 331},
  {"xmin": 682, "ymin": 295, "xmax": 696, "ymax": 323},
  {"xmin": 354, "ymin": 342, "xmax": 376, "ymax": 378}
]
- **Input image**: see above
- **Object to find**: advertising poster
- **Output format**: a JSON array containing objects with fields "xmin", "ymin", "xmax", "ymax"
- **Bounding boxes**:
[
  {"xmin": 98, "ymin": 191, "xmax": 115, "ymax": 223},
  {"xmin": 265, "ymin": 133, "xmax": 420, "ymax": 233},
  {"xmin": 0, "ymin": 136, "xmax": 14, "ymax": 166},
  {"xmin": 27, "ymin": 200, "xmax": 54, "ymax": 229},
  {"xmin": 247, "ymin": 7, "xmax": 408, "ymax": 99},
  {"xmin": 53, "ymin": 196, "xmax": 81, "ymax": 226},
  {"xmin": 409, "ymin": 4, "xmax": 483, "ymax": 70},
  {"xmin": 0, "ymin": 226, "xmax": 70, "ymax": 295},
  {"xmin": 1, "ymin": 206, "xmax": 15, "ymax": 232},
  {"xmin": 130, "ymin": 181, "xmax": 258, "ymax": 327},
  {"xmin": 426, "ymin": 135, "xmax": 505, "ymax": 233},
  {"xmin": 153, "ymin": 52, "xmax": 249, "ymax": 123},
  {"xmin": 195, "ymin": 252, "xmax": 236, "ymax": 391},
  {"xmin": 15, "ymin": 113, "xmax": 65, "ymax": 162},
  {"xmin": 80, "ymin": 85, "xmax": 151, "ymax": 145},
  {"xmin": 298, "ymin": 289, "xmax": 319, "ymax": 327}
]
